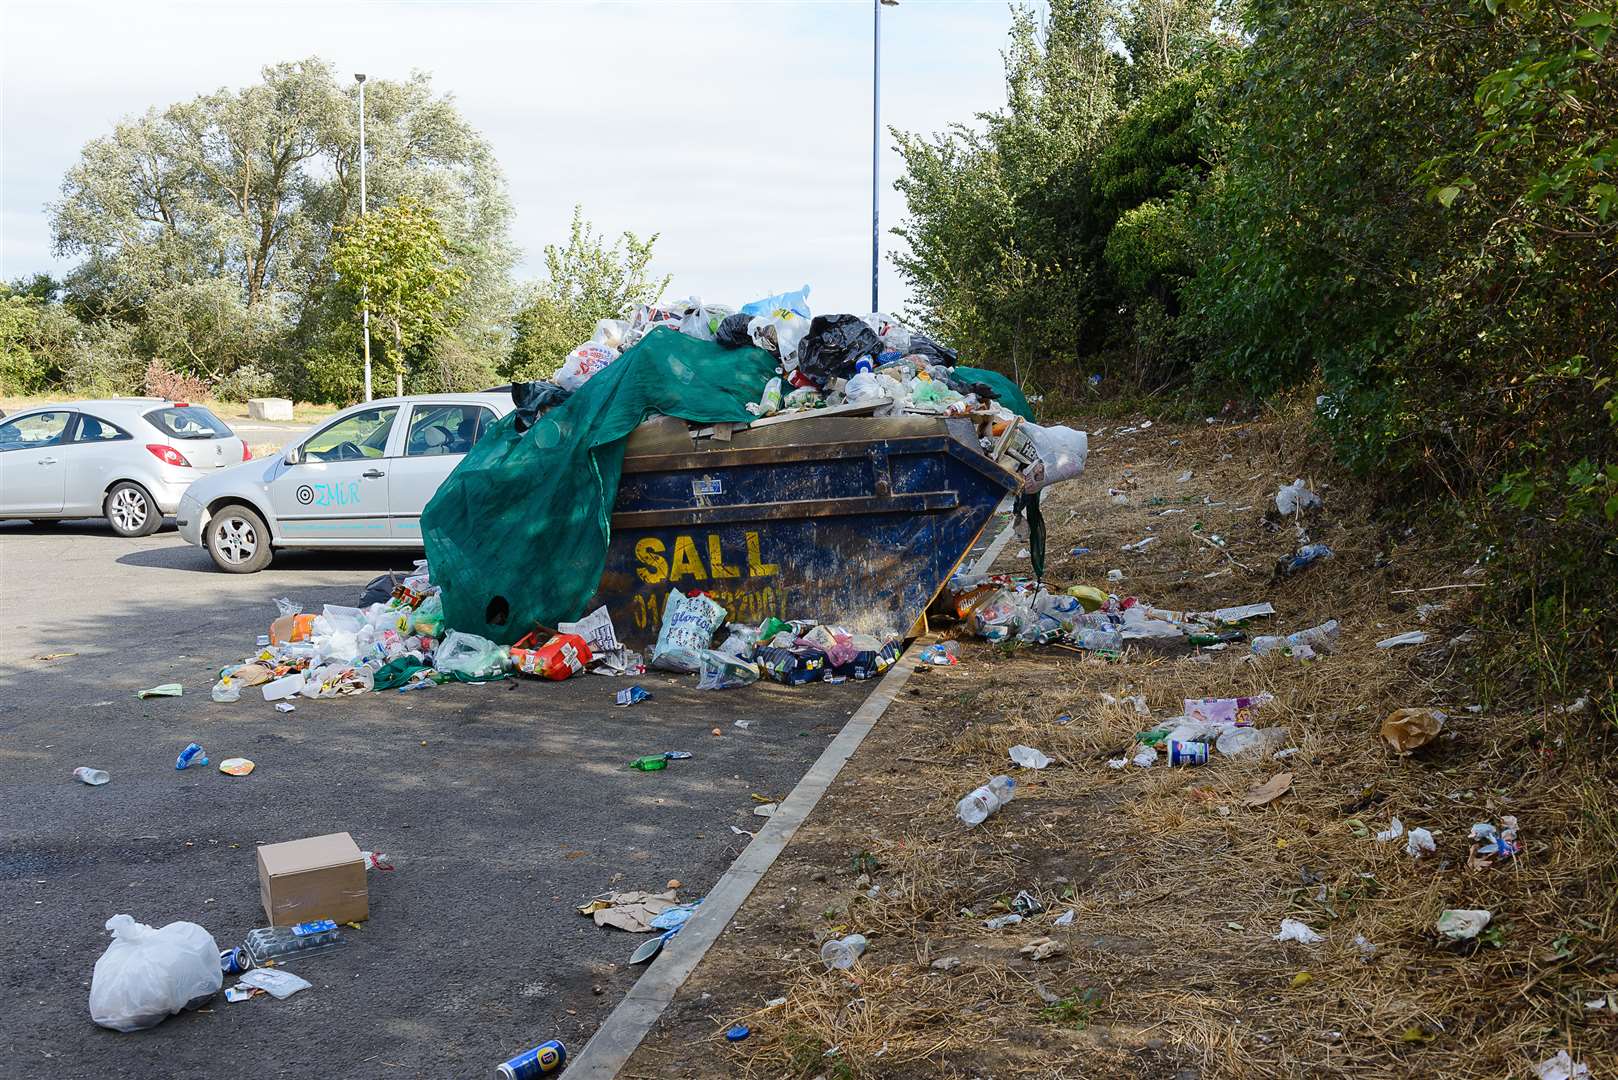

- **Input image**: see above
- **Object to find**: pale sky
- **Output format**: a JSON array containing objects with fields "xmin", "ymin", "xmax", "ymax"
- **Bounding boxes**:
[{"xmin": 1, "ymin": 0, "xmax": 1025, "ymax": 318}]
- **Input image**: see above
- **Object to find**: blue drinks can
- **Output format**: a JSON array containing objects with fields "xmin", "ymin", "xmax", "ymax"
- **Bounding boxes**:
[
  {"xmin": 855, "ymin": 356, "xmax": 874, "ymax": 374},
  {"xmin": 496, "ymin": 1040, "xmax": 566, "ymax": 1078},
  {"xmin": 220, "ymin": 946, "xmax": 251, "ymax": 975},
  {"xmin": 1167, "ymin": 739, "xmax": 1210, "ymax": 766}
]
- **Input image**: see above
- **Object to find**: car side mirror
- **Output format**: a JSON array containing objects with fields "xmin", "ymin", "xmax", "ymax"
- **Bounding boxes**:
[{"xmin": 283, "ymin": 445, "xmax": 302, "ymax": 466}]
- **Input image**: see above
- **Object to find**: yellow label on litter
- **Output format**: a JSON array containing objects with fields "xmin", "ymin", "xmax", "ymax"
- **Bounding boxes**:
[{"xmin": 218, "ymin": 757, "xmax": 255, "ymax": 776}]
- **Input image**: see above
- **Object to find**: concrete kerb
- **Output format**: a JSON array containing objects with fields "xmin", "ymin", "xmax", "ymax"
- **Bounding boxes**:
[
  {"xmin": 565, "ymin": 645, "xmax": 924, "ymax": 1078},
  {"xmin": 566, "ymin": 511, "xmax": 1017, "ymax": 1077}
]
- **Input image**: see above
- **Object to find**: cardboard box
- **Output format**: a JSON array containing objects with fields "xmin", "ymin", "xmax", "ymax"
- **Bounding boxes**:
[{"xmin": 257, "ymin": 832, "xmax": 368, "ymax": 926}]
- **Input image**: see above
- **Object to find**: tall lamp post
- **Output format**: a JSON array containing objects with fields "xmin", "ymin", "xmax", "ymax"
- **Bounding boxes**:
[
  {"xmin": 872, "ymin": 0, "xmax": 898, "ymax": 314},
  {"xmin": 355, "ymin": 72, "xmax": 372, "ymax": 402}
]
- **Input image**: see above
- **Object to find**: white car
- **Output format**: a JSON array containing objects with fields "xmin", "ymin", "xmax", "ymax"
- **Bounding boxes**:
[
  {"xmin": 0, "ymin": 399, "xmax": 248, "ymax": 536},
  {"xmin": 178, "ymin": 392, "xmax": 512, "ymax": 573}
]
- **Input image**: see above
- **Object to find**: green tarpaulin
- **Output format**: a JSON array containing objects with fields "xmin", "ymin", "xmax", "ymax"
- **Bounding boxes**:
[
  {"xmin": 422, "ymin": 328, "xmax": 778, "ymax": 644},
  {"xmin": 955, "ymin": 366, "xmax": 1033, "ymax": 421}
]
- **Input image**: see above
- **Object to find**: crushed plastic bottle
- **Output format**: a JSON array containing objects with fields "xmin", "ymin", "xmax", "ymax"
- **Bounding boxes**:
[
  {"xmin": 1251, "ymin": 619, "xmax": 1340, "ymax": 657},
  {"xmin": 956, "ymin": 775, "xmax": 1015, "ymax": 827},
  {"xmin": 73, "ymin": 767, "xmax": 110, "ymax": 786},
  {"xmin": 1072, "ymin": 627, "xmax": 1124, "ymax": 651},
  {"xmin": 820, "ymin": 933, "xmax": 868, "ymax": 970},
  {"xmin": 1277, "ymin": 543, "xmax": 1333, "ymax": 575},
  {"xmin": 211, "ymin": 677, "xmax": 240, "ymax": 703},
  {"xmin": 175, "ymin": 743, "xmax": 208, "ymax": 770}
]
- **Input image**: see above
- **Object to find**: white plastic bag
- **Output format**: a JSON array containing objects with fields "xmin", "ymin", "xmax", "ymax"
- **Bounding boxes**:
[
  {"xmin": 556, "ymin": 341, "xmax": 620, "ymax": 392},
  {"xmin": 1276, "ymin": 478, "xmax": 1321, "ymax": 515},
  {"xmin": 676, "ymin": 299, "xmax": 734, "ymax": 342},
  {"xmin": 846, "ymin": 371, "xmax": 907, "ymax": 411},
  {"xmin": 748, "ymin": 311, "xmax": 812, "ymax": 368},
  {"xmin": 592, "ymin": 318, "xmax": 631, "ymax": 350},
  {"xmin": 1022, "ymin": 423, "xmax": 1089, "ymax": 492},
  {"xmin": 89, "ymin": 914, "xmax": 222, "ymax": 1031},
  {"xmin": 651, "ymin": 590, "xmax": 727, "ymax": 673},
  {"xmin": 862, "ymin": 312, "xmax": 912, "ymax": 355}
]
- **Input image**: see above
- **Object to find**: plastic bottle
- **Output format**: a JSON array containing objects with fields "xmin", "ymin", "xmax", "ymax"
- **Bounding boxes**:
[
  {"xmin": 819, "ymin": 933, "xmax": 868, "ymax": 970},
  {"xmin": 175, "ymin": 743, "xmax": 208, "ymax": 770},
  {"xmin": 956, "ymin": 775, "xmax": 1015, "ymax": 827},
  {"xmin": 211, "ymin": 677, "xmax": 240, "ymax": 703},
  {"xmin": 1277, "ymin": 543, "xmax": 1333, "ymax": 575},
  {"xmin": 73, "ymin": 767, "xmax": 110, "ymax": 786},
  {"xmin": 1251, "ymin": 619, "xmax": 1340, "ymax": 657},
  {"xmin": 1072, "ymin": 627, "xmax": 1124, "ymax": 651}
]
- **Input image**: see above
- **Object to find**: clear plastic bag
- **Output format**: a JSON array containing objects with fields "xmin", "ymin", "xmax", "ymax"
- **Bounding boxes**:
[
  {"xmin": 89, "ymin": 914, "xmax": 222, "ymax": 1032},
  {"xmin": 592, "ymin": 318, "xmax": 631, "ymax": 350},
  {"xmin": 696, "ymin": 650, "xmax": 760, "ymax": 690},
  {"xmin": 747, "ymin": 312, "xmax": 811, "ymax": 366},
  {"xmin": 434, "ymin": 630, "xmax": 509, "ymax": 679},
  {"xmin": 412, "ymin": 593, "xmax": 444, "ymax": 637}
]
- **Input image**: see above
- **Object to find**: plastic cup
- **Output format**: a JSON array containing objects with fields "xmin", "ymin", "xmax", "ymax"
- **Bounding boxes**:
[
  {"xmin": 820, "ymin": 934, "xmax": 868, "ymax": 971},
  {"xmin": 73, "ymin": 767, "xmax": 109, "ymax": 786}
]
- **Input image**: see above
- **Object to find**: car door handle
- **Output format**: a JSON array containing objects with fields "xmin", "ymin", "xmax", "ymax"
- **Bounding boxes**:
[
  {"xmin": 37, "ymin": 457, "xmax": 58, "ymax": 465},
  {"xmin": 362, "ymin": 468, "xmax": 385, "ymax": 479}
]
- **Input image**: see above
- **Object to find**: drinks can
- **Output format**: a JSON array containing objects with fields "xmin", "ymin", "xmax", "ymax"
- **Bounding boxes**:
[
  {"xmin": 495, "ymin": 1040, "xmax": 566, "ymax": 1078},
  {"xmin": 854, "ymin": 356, "xmax": 874, "ymax": 374},
  {"xmin": 220, "ymin": 946, "xmax": 251, "ymax": 975},
  {"xmin": 1167, "ymin": 739, "xmax": 1210, "ymax": 766}
]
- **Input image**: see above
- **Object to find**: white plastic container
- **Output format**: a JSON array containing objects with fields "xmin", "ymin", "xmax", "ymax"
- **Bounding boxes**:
[{"xmin": 261, "ymin": 673, "xmax": 305, "ymax": 701}]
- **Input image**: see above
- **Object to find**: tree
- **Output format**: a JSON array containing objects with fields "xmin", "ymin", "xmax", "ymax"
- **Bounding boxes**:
[
  {"xmin": 504, "ymin": 206, "xmax": 668, "ymax": 381},
  {"xmin": 893, "ymin": 1, "xmax": 1223, "ymax": 378},
  {"xmin": 48, "ymin": 58, "xmax": 513, "ymax": 400},
  {"xmin": 331, "ymin": 196, "xmax": 467, "ymax": 392}
]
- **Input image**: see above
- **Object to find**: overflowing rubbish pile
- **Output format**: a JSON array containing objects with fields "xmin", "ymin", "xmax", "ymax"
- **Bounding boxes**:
[
  {"xmin": 562, "ymin": 289, "xmax": 1086, "ymax": 494},
  {"xmin": 422, "ymin": 285, "xmax": 1089, "ymax": 643},
  {"xmin": 942, "ymin": 571, "xmax": 1288, "ymax": 656},
  {"xmin": 209, "ymin": 565, "xmax": 902, "ymax": 704}
]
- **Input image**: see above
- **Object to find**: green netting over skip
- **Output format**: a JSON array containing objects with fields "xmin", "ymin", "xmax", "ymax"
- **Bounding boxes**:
[
  {"xmin": 955, "ymin": 366, "xmax": 1033, "ymax": 421},
  {"xmin": 422, "ymin": 327, "xmax": 778, "ymax": 644}
]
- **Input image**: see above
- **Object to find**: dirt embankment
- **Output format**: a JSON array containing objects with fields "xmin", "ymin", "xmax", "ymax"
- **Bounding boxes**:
[{"xmin": 622, "ymin": 411, "xmax": 1616, "ymax": 1080}]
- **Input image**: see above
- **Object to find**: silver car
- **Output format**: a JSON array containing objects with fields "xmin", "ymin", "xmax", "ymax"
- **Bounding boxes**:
[
  {"xmin": 0, "ymin": 399, "xmax": 248, "ymax": 536},
  {"xmin": 177, "ymin": 393, "xmax": 511, "ymax": 572}
]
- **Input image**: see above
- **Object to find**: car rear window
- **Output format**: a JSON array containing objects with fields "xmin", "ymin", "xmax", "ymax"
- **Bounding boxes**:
[{"xmin": 145, "ymin": 405, "xmax": 232, "ymax": 439}]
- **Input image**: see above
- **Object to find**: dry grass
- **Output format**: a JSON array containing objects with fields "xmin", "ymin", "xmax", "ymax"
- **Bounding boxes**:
[{"xmin": 627, "ymin": 403, "xmax": 1618, "ymax": 1079}]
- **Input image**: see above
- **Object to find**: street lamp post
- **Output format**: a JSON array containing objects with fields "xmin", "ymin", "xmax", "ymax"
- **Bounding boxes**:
[
  {"xmin": 872, "ymin": 0, "xmax": 898, "ymax": 314},
  {"xmin": 356, "ymin": 73, "xmax": 372, "ymax": 402}
]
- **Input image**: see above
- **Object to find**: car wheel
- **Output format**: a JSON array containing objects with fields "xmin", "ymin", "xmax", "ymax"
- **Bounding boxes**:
[
  {"xmin": 206, "ymin": 504, "xmax": 273, "ymax": 573},
  {"xmin": 105, "ymin": 482, "xmax": 161, "ymax": 537}
]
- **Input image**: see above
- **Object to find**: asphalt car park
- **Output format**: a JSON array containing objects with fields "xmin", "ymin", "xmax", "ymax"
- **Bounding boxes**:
[{"xmin": 0, "ymin": 521, "xmax": 876, "ymax": 1078}]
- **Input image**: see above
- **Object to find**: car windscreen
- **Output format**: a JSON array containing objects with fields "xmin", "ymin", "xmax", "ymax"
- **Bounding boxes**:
[{"xmin": 144, "ymin": 406, "xmax": 232, "ymax": 440}]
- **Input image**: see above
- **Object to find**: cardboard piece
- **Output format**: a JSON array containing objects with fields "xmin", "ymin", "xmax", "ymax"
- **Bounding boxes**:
[{"xmin": 257, "ymin": 832, "xmax": 367, "ymax": 926}]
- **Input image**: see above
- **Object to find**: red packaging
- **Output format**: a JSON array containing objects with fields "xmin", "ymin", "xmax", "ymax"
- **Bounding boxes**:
[{"xmin": 511, "ymin": 633, "xmax": 592, "ymax": 681}]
